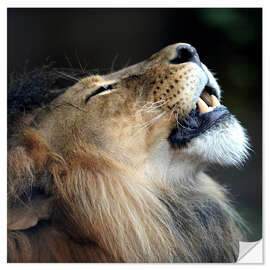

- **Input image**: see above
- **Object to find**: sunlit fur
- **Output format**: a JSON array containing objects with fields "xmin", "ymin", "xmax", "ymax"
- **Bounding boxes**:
[{"xmin": 8, "ymin": 43, "xmax": 249, "ymax": 262}]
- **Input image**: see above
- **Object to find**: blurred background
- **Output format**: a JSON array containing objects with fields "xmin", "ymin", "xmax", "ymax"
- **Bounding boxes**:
[{"xmin": 8, "ymin": 8, "xmax": 262, "ymax": 241}]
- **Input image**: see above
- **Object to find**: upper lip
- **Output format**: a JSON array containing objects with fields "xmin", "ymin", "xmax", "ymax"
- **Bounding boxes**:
[{"xmin": 200, "ymin": 63, "xmax": 221, "ymax": 100}]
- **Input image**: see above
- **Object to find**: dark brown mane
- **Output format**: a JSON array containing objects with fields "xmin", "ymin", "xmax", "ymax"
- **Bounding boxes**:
[{"xmin": 7, "ymin": 63, "xmax": 94, "ymax": 132}]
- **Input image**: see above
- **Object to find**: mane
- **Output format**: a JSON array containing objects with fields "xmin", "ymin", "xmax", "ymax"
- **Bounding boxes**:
[
  {"xmin": 7, "ymin": 129, "xmax": 245, "ymax": 262},
  {"xmin": 8, "ymin": 63, "xmax": 91, "ymax": 134}
]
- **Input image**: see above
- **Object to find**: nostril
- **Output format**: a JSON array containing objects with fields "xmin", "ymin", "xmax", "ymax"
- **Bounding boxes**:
[
  {"xmin": 178, "ymin": 48, "xmax": 193, "ymax": 63},
  {"xmin": 170, "ymin": 45, "xmax": 201, "ymax": 67}
]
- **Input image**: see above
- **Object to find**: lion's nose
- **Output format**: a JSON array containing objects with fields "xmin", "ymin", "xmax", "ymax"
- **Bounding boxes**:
[{"xmin": 170, "ymin": 44, "xmax": 201, "ymax": 67}]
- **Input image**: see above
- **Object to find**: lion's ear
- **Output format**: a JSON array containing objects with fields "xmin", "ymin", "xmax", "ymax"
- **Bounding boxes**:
[{"xmin": 8, "ymin": 195, "xmax": 53, "ymax": 231}]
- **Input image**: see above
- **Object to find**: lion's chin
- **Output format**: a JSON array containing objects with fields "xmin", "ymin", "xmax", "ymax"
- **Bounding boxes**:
[
  {"xmin": 176, "ymin": 114, "xmax": 250, "ymax": 167},
  {"xmin": 168, "ymin": 83, "xmax": 250, "ymax": 167},
  {"xmin": 168, "ymin": 105, "xmax": 231, "ymax": 148}
]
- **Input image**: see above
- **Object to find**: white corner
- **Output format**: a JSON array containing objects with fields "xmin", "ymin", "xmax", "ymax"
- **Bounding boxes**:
[{"xmin": 237, "ymin": 239, "xmax": 263, "ymax": 263}]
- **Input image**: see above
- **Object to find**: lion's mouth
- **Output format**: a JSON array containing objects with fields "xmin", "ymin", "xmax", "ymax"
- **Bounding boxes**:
[
  {"xmin": 197, "ymin": 86, "xmax": 220, "ymax": 112},
  {"xmin": 168, "ymin": 87, "xmax": 231, "ymax": 148}
]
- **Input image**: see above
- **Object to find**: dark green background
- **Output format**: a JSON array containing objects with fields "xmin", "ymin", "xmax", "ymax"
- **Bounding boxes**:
[{"xmin": 8, "ymin": 8, "xmax": 262, "ymax": 241}]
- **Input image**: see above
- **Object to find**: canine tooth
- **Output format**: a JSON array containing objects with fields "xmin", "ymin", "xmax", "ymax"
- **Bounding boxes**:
[
  {"xmin": 211, "ymin": 95, "xmax": 220, "ymax": 107},
  {"xmin": 197, "ymin": 97, "xmax": 209, "ymax": 113}
]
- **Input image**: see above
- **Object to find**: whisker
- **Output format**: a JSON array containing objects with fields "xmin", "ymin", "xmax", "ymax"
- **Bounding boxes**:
[
  {"xmin": 52, "ymin": 101, "xmax": 87, "ymax": 112},
  {"xmin": 64, "ymin": 54, "xmax": 74, "ymax": 68},
  {"xmin": 144, "ymin": 100, "xmax": 169, "ymax": 112},
  {"xmin": 83, "ymin": 61, "xmax": 88, "ymax": 73},
  {"xmin": 174, "ymin": 111, "xmax": 181, "ymax": 128},
  {"xmin": 75, "ymin": 49, "xmax": 84, "ymax": 73},
  {"xmin": 137, "ymin": 99, "xmax": 169, "ymax": 114},
  {"xmin": 176, "ymin": 111, "xmax": 181, "ymax": 127},
  {"xmin": 55, "ymin": 71, "xmax": 80, "ymax": 82},
  {"xmin": 111, "ymin": 53, "xmax": 119, "ymax": 73},
  {"xmin": 131, "ymin": 111, "xmax": 167, "ymax": 139},
  {"xmin": 122, "ymin": 58, "xmax": 131, "ymax": 69},
  {"xmin": 168, "ymin": 104, "xmax": 178, "ymax": 121}
]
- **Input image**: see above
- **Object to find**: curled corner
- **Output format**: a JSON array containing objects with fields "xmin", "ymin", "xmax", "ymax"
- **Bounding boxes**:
[{"xmin": 237, "ymin": 239, "xmax": 263, "ymax": 263}]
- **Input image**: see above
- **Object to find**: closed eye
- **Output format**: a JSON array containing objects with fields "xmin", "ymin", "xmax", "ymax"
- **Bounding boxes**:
[{"xmin": 85, "ymin": 83, "xmax": 117, "ymax": 104}]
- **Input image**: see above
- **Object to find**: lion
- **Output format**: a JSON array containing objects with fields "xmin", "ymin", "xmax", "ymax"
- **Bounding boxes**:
[{"xmin": 7, "ymin": 43, "xmax": 249, "ymax": 263}]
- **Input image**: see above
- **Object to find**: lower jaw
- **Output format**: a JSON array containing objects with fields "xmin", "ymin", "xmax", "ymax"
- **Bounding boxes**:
[{"xmin": 168, "ymin": 105, "xmax": 231, "ymax": 148}]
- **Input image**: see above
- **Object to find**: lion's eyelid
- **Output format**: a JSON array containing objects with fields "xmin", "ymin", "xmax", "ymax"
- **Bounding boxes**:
[{"xmin": 85, "ymin": 83, "xmax": 117, "ymax": 103}]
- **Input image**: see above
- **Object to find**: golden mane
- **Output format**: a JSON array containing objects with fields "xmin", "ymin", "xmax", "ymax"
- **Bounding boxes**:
[{"xmin": 8, "ymin": 128, "xmax": 243, "ymax": 262}]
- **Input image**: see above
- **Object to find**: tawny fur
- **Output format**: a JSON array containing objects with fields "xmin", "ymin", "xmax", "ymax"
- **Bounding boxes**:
[{"xmin": 8, "ymin": 43, "xmax": 248, "ymax": 263}]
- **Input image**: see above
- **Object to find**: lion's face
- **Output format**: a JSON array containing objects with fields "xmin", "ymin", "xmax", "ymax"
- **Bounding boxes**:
[{"xmin": 36, "ymin": 43, "xmax": 249, "ymax": 181}]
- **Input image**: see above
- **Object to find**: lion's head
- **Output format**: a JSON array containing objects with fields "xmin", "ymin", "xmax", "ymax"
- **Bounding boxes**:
[
  {"xmin": 34, "ymin": 43, "xmax": 248, "ymax": 171},
  {"xmin": 8, "ymin": 43, "xmax": 249, "ymax": 262}
]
